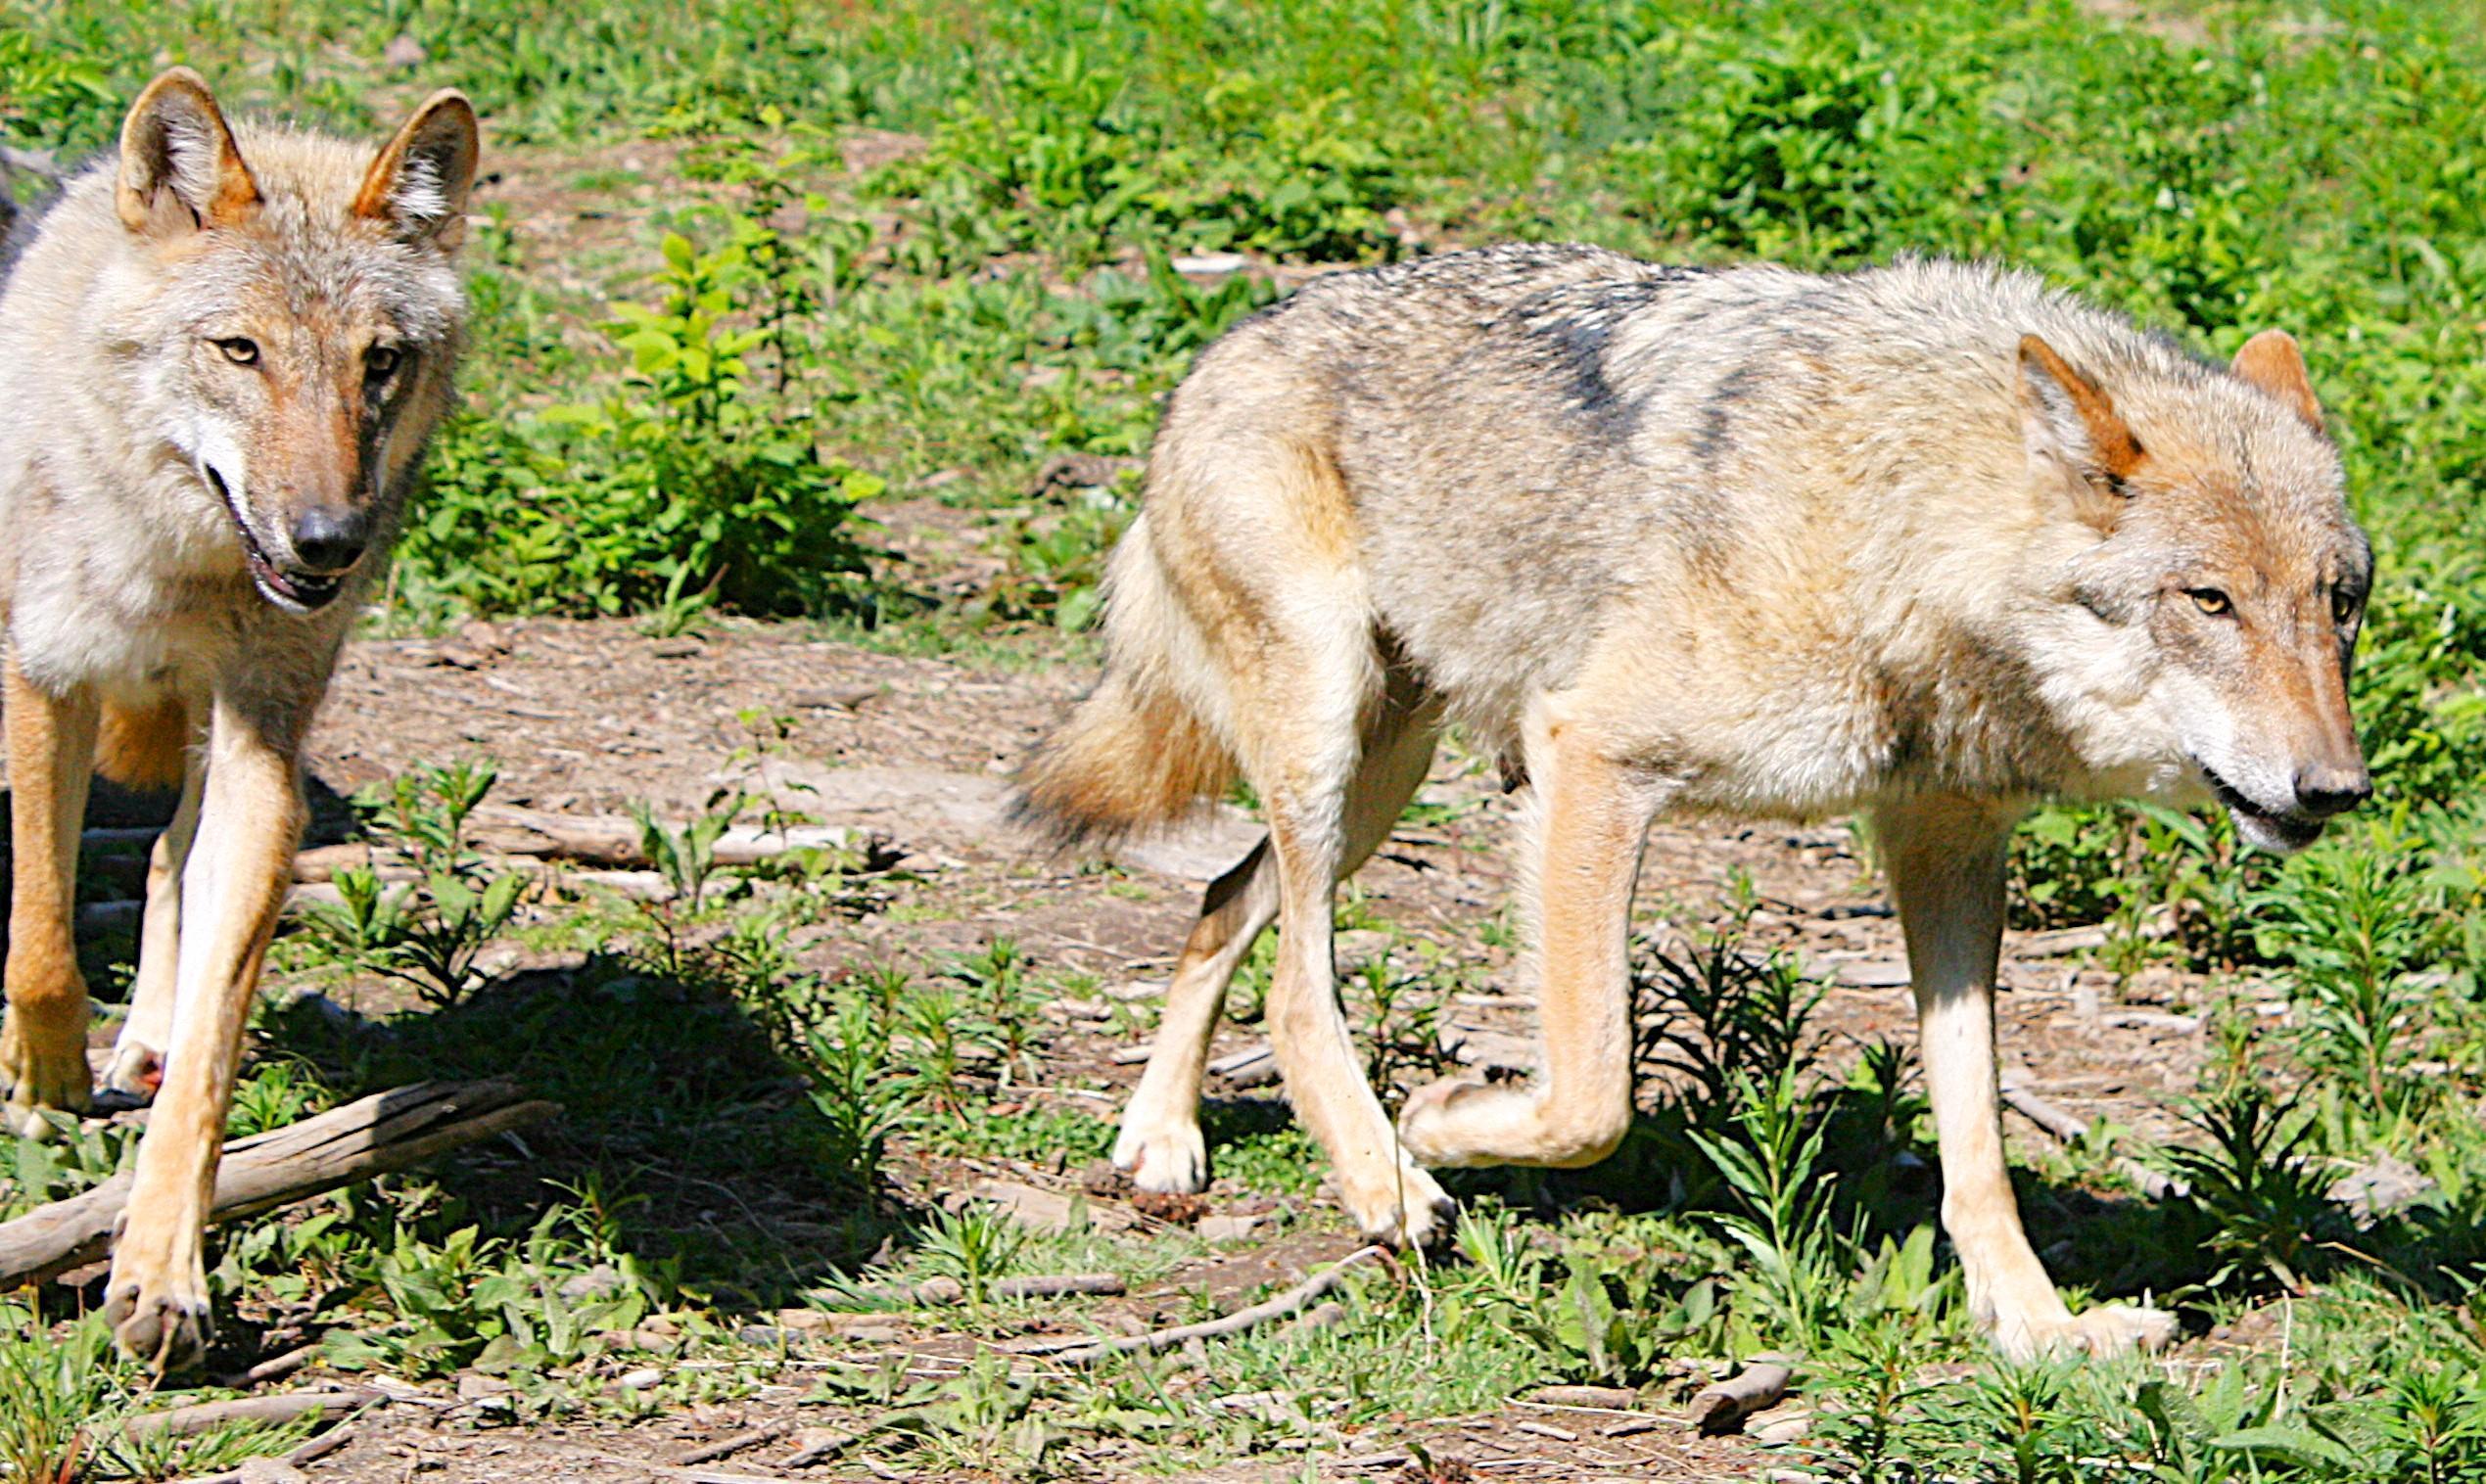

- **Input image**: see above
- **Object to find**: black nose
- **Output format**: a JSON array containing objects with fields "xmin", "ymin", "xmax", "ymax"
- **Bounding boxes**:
[
  {"xmin": 290, "ymin": 506, "xmax": 370, "ymax": 574},
  {"xmin": 2295, "ymin": 765, "xmax": 2372, "ymax": 818}
]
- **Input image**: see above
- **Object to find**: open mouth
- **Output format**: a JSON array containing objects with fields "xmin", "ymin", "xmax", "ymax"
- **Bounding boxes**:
[
  {"xmin": 206, "ymin": 468, "xmax": 346, "ymax": 614},
  {"xmin": 2195, "ymin": 760, "xmax": 2325, "ymax": 853}
]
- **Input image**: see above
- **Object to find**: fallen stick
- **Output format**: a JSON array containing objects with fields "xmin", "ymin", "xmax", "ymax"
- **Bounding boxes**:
[
  {"xmin": 287, "ymin": 1422, "xmax": 359, "ymax": 1466},
  {"xmin": 850, "ymin": 1271, "xmax": 1121, "ymax": 1307},
  {"xmin": 1687, "ymin": 1360, "xmax": 1793, "ymax": 1435},
  {"xmin": 676, "ymin": 1424, "xmax": 790, "ymax": 1466},
  {"xmin": 164, "ymin": 1422, "xmax": 360, "ymax": 1484},
  {"xmin": 778, "ymin": 1430, "xmax": 862, "ymax": 1469},
  {"xmin": 1022, "ymin": 1245, "xmax": 1384, "ymax": 1367},
  {"xmin": 273, "ymin": 808, "xmax": 871, "ymax": 884},
  {"xmin": 2014, "ymin": 911, "xmax": 2175, "ymax": 959},
  {"xmin": 1997, "ymin": 1076, "xmax": 2185, "ymax": 1200},
  {"xmin": 124, "ymin": 1386, "xmax": 382, "ymax": 1439},
  {"xmin": 0, "ymin": 1080, "xmax": 555, "ymax": 1288},
  {"xmin": 78, "ymin": 863, "xmax": 683, "ymax": 936},
  {"xmin": 1207, "ymin": 1043, "xmax": 1278, "ymax": 1088},
  {"xmin": 471, "ymin": 806, "xmax": 868, "ymax": 869},
  {"xmin": 213, "ymin": 1340, "xmax": 323, "ymax": 1390},
  {"xmin": 994, "ymin": 1273, "xmax": 1126, "ymax": 1301},
  {"xmin": 582, "ymin": 1454, "xmax": 798, "ymax": 1483},
  {"xmin": 899, "ymin": 1272, "xmax": 1128, "ymax": 1305},
  {"xmin": 1529, "ymin": 1385, "xmax": 1640, "ymax": 1411},
  {"xmin": 1205, "ymin": 1043, "xmax": 1273, "ymax": 1078}
]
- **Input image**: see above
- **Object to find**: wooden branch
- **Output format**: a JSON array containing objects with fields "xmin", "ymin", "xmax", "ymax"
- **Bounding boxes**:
[
  {"xmin": 0, "ymin": 1080, "xmax": 555, "ymax": 1288},
  {"xmin": 477, "ymin": 806, "xmax": 868, "ymax": 868},
  {"xmin": 164, "ymin": 1422, "xmax": 361, "ymax": 1484},
  {"xmin": 213, "ymin": 1340, "xmax": 322, "ymax": 1390},
  {"xmin": 1529, "ymin": 1385, "xmax": 1640, "ymax": 1410},
  {"xmin": 125, "ymin": 1387, "xmax": 381, "ymax": 1440},
  {"xmin": 1998, "ymin": 1075, "xmax": 2185, "ymax": 1200},
  {"xmin": 1023, "ymin": 1245, "xmax": 1384, "ymax": 1368},
  {"xmin": 580, "ymin": 1454, "xmax": 799, "ymax": 1483},
  {"xmin": 1206, "ymin": 1043, "xmax": 1277, "ymax": 1087},
  {"xmin": 1688, "ymin": 1361, "xmax": 1792, "ymax": 1435},
  {"xmin": 291, "ymin": 815, "xmax": 867, "ymax": 882},
  {"xmin": 990, "ymin": 1274, "xmax": 1126, "ymax": 1302},
  {"xmin": 676, "ymin": 1425, "xmax": 790, "ymax": 1466}
]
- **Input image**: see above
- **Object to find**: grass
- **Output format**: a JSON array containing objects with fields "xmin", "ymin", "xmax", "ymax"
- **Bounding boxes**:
[{"xmin": 9, "ymin": 0, "xmax": 2486, "ymax": 1478}]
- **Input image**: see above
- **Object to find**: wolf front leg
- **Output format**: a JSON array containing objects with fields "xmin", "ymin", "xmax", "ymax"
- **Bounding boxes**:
[
  {"xmin": 104, "ymin": 695, "xmax": 305, "ymax": 1370},
  {"xmin": 1876, "ymin": 793, "xmax": 2173, "ymax": 1361},
  {"xmin": 1, "ymin": 653, "xmax": 100, "ymax": 1134},
  {"xmin": 1397, "ymin": 708, "xmax": 1654, "ymax": 1170}
]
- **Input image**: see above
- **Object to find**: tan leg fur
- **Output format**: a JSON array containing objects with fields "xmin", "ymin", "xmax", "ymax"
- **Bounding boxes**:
[
  {"xmin": 102, "ymin": 698, "xmax": 305, "ymax": 1371},
  {"xmin": 1876, "ymin": 794, "xmax": 2176, "ymax": 1360},
  {"xmin": 0, "ymin": 653, "xmax": 101, "ymax": 1133}
]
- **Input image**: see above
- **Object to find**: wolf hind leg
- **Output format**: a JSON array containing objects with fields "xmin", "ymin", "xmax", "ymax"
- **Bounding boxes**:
[
  {"xmin": 1116, "ymin": 691, "xmax": 1439, "ymax": 1195},
  {"xmin": 1254, "ymin": 685, "xmax": 1455, "ymax": 1247}
]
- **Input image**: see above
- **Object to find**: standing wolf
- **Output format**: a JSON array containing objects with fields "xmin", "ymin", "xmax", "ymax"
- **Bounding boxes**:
[
  {"xmin": 1020, "ymin": 244, "xmax": 2371, "ymax": 1359},
  {"xmin": 0, "ymin": 70, "xmax": 478, "ymax": 1366}
]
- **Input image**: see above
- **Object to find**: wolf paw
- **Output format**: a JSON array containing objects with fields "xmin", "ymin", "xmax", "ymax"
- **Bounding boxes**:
[
  {"xmin": 104, "ymin": 1260, "xmax": 214, "ymax": 1372},
  {"xmin": 100, "ymin": 1041, "xmax": 165, "ymax": 1101},
  {"xmin": 1394, "ymin": 1077, "xmax": 1492, "ymax": 1166},
  {"xmin": 1339, "ymin": 1163, "xmax": 1457, "ymax": 1250},
  {"xmin": 0, "ymin": 1013, "xmax": 93, "ymax": 1137},
  {"xmin": 1995, "ymin": 1303, "xmax": 2177, "ymax": 1361},
  {"xmin": 1113, "ymin": 1114, "xmax": 1209, "ymax": 1195}
]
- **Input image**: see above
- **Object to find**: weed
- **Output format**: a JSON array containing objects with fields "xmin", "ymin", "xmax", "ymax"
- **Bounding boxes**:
[{"xmin": 301, "ymin": 762, "xmax": 526, "ymax": 1006}]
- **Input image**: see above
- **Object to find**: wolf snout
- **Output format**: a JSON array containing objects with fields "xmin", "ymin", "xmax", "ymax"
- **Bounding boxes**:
[
  {"xmin": 2293, "ymin": 762, "xmax": 2372, "ymax": 818},
  {"xmin": 289, "ymin": 505, "xmax": 372, "ymax": 574}
]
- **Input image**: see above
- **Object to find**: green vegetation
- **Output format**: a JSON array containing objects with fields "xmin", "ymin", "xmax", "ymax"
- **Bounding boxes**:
[{"xmin": 9, "ymin": 0, "xmax": 2486, "ymax": 1478}]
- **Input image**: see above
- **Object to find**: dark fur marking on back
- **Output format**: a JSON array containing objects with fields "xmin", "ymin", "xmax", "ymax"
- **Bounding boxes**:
[{"xmin": 1692, "ymin": 365, "xmax": 1759, "ymax": 466}]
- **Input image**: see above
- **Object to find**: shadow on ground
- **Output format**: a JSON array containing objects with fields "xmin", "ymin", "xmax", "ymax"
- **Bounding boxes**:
[{"xmin": 259, "ymin": 951, "xmax": 897, "ymax": 1312}]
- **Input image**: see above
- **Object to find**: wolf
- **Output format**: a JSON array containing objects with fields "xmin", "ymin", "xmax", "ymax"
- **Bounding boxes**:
[
  {"xmin": 0, "ymin": 69, "xmax": 478, "ymax": 1367},
  {"xmin": 1018, "ymin": 243, "xmax": 2371, "ymax": 1360}
]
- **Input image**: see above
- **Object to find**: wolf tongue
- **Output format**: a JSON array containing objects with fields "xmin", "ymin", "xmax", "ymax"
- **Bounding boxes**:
[{"xmin": 246, "ymin": 546, "xmax": 303, "ymax": 602}]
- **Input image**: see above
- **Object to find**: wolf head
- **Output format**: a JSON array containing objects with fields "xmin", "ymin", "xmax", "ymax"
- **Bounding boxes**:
[
  {"xmin": 111, "ymin": 69, "xmax": 477, "ymax": 615},
  {"xmin": 2019, "ymin": 329, "xmax": 2372, "ymax": 854}
]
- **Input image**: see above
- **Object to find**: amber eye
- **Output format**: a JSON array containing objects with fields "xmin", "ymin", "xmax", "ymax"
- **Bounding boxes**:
[
  {"xmin": 214, "ymin": 337, "xmax": 259, "ymax": 365},
  {"xmin": 2331, "ymin": 588, "xmax": 2360, "ymax": 625},
  {"xmin": 2187, "ymin": 588, "xmax": 2232, "ymax": 617},
  {"xmin": 366, "ymin": 345, "xmax": 401, "ymax": 380}
]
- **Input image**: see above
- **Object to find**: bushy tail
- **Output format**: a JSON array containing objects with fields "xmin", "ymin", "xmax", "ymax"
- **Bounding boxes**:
[
  {"xmin": 95, "ymin": 696, "xmax": 190, "ymax": 791},
  {"xmin": 1014, "ymin": 523, "xmax": 1238, "ymax": 853}
]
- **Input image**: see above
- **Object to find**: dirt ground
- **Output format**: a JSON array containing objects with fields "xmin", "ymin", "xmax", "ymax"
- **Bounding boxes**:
[{"xmin": 157, "ymin": 601, "xmax": 2228, "ymax": 1483}]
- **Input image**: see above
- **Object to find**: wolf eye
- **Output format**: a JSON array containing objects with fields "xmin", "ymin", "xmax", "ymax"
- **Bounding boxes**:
[
  {"xmin": 213, "ymin": 338, "xmax": 259, "ymax": 366},
  {"xmin": 2187, "ymin": 588, "xmax": 2233, "ymax": 617},
  {"xmin": 365, "ymin": 346, "xmax": 401, "ymax": 380},
  {"xmin": 2331, "ymin": 588, "xmax": 2361, "ymax": 625}
]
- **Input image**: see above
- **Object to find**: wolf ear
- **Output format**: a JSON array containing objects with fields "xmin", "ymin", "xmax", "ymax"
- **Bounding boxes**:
[
  {"xmin": 2018, "ymin": 334, "xmax": 2144, "ymax": 533},
  {"xmin": 116, "ymin": 68, "xmax": 259, "ymax": 236},
  {"xmin": 354, "ymin": 90, "xmax": 479, "ymax": 247},
  {"xmin": 2231, "ymin": 329, "xmax": 2323, "ymax": 432}
]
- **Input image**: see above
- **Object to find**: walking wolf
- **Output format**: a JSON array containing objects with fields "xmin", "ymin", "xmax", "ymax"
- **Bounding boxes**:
[
  {"xmin": 0, "ymin": 69, "xmax": 478, "ymax": 1367},
  {"xmin": 1020, "ymin": 245, "xmax": 2369, "ymax": 1358}
]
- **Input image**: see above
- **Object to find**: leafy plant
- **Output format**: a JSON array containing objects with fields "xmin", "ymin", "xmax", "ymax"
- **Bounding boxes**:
[
  {"xmin": 633, "ymin": 791, "xmax": 745, "ymax": 915},
  {"xmin": 300, "ymin": 762, "xmax": 526, "ymax": 1006}
]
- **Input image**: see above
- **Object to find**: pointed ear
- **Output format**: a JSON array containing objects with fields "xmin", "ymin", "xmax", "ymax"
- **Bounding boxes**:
[
  {"xmin": 354, "ymin": 90, "xmax": 479, "ymax": 246},
  {"xmin": 2018, "ymin": 334, "xmax": 2145, "ymax": 533},
  {"xmin": 2231, "ymin": 328, "xmax": 2323, "ymax": 432},
  {"xmin": 116, "ymin": 68, "xmax": 259, "ymax": 236}
]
